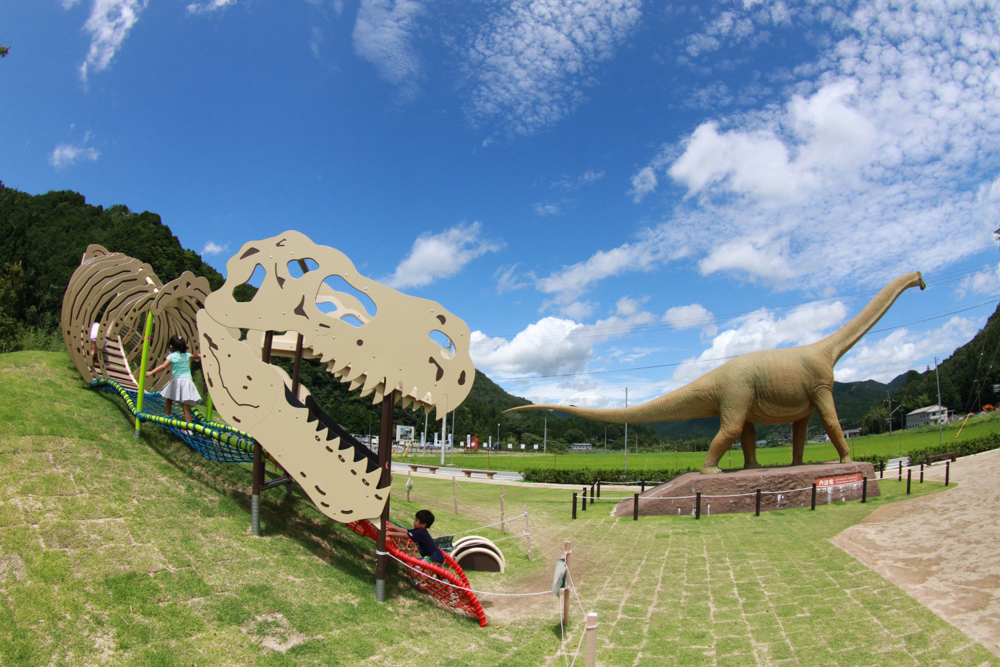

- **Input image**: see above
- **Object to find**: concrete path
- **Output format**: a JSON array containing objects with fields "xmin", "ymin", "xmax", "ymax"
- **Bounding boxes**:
[{"xmin": 832, "ymin": 448, "xmax": 1000, "ymax": 657}]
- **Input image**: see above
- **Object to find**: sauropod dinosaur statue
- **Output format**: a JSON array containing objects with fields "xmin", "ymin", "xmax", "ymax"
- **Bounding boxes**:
[{"xmin": 505, "ymin": 272, "xmax": 925, "ymax": 474}]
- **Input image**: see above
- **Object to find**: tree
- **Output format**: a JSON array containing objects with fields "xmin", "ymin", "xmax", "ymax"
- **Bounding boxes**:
[
  {"xmin": 0, "ymin": 45, "xmax": 9, "ymax": 58},
  {"xmin": 0, "ymin": 262, "xmax": 24, "ymax": 353},
  {"xmin": 860, "ymin": 404, "xmax": 889, "ymax": 435}
]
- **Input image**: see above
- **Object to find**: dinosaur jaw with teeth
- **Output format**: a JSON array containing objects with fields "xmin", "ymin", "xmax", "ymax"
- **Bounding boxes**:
[{"xmin": 198, "ymin": 231, "xmax": 474, "ymax": 522}]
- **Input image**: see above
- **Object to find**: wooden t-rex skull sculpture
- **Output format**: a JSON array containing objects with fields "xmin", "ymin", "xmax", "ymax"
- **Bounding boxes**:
[{"xmin": 197, "ymin": 231, "xmax": 475, "ymax": 522}]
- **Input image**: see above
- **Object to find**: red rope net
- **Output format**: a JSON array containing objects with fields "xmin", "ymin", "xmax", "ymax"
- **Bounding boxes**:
[{"xmin": 346, "ymin": 520, "xmax": 488, "ymax": 627}]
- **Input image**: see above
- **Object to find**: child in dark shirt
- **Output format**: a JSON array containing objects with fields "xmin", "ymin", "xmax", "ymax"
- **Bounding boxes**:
[{"xmin": 387, "ymin": 509, "xmax": 444, "ymax": 564}]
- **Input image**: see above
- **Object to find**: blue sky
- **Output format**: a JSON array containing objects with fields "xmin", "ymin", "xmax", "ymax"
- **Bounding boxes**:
[{"xmin": 3, "ymin": 0, "xmax": 1000, "ymax": 412}]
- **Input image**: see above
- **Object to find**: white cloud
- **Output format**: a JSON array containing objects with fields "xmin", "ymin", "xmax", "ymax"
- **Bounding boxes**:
[
  {"xmin": 667, "ymin": 300, "xmax": 849, "ymax": 388},
  {"xmin": 956, "ymin": 265, "xmax": 1000, "ymax": 299},
  {"xmin": 624, "ymin": 1, "xmax": 1000, "ymax": 290},
  {"xmin": 471, "ymin": 307, "xmax": 654, "ymax": 378},
  {"xmin": 62, "ymin": 0, "xmax": 82, "ymax": 8},
  {"xmin": 554, "ymin": 169, "xmax": 605, "ymax": 190},
  {"xmin": 464, "ymin": 0, "xmax": 642, "ymax": 135},
  {"xmin": 384, "ymin": 222, "xmax": 503, "ymax": 289},
  {"xmin": 352, "ymin": 0, "xmax": 424, "ymax": 97},
  {"xmin": 186, "ymin": 0, "xmax": 236, "ymax": 14},
  {"xmin": 629, "ymin": 166, "xmax": 657, "ymax": 203},
  {"xmin": 495, "ymin": 264, "xmax": 531, "ymax": 294},
  {"xmin": 662, "ymin": 303, "xmax": 717, "ymax": 337},
  {"xmin": 835, "ymin": 317, "xmax": 980, "ymax": 384},
  {"xmin": 201, "ymin": 241, "xmax": 229, "ymax": 256},
  {"xmin": 50, "ymin": 143, "xmax": 100, "ymax": 168},
  {"xmin": 533, "ymin": 202, "xmax": 560, "ymax": 217},
  {"xmin": 79, "ymin": 0, "xmax": 147, "ymax": 82}
]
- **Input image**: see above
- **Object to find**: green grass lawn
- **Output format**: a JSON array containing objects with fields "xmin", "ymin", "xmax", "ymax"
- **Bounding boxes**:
[{"xmin": 2, "ymin": 350, "xmax": 997, "ymax": 666}]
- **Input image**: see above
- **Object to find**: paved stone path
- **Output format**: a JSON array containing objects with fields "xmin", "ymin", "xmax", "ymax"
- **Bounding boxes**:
[{"xmin": 833, "ymin": 449, "xmax": 1000, "ymax": 658}]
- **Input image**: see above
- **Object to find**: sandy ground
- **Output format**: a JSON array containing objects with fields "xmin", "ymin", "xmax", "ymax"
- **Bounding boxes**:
[{"xmin": 832, "ymin": 448, "xmax": 1000, "ymax": 657}]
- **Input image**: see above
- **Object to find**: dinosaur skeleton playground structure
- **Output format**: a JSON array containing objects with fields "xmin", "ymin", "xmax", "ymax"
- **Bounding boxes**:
[{"xmin": 62, "ymin": 233, "xmax": 486, "ymax": 627}]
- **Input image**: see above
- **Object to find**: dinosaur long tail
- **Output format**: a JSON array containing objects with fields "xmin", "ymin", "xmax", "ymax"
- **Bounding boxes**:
[
  {"xmin": 820, "ymin": 272, "xmax": 925, "ymax": 363},
  {"xmin": 503, "ymin": 382, "xmax": 718, "ymax": 423}
]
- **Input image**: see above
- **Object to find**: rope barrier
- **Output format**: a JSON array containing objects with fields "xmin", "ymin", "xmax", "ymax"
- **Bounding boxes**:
[
  {"xmin": 450, "ymin": 513, "xmax": 527, "ymax": 536},
  {"xmin": 585, "ymin": 480, "xmax": 868, "ymax": 503},
  {"xmin": 387, "ymin": 554, "xmax": 553, "ymax": 597}
]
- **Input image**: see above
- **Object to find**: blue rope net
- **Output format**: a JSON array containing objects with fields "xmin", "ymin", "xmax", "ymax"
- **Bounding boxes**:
[{"xmin": 93, "ymin": 378, "xmax": 255, "ymax": 463}]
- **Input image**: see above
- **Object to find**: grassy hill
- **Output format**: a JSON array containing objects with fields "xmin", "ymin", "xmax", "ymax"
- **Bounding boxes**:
[{"xmin": 3, "ymin": 350, "xmax": 996, "ymax": 666}]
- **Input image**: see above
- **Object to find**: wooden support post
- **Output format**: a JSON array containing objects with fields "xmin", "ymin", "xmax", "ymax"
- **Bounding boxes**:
[
  {"xmin": 640, "ymin": 479, "xmax": 645, "ymax": 493},
  {"xmin": 582, "ymin": 486, "xmax": 587, "ymax": 511},
  {"xmin": 590, "ymin": 483, "xmax": 595, "ymax": 505},
  {"xmin": 563, "ymin": 541, "xmax": 572, "ymax": 627},
  {"xmin": 251, "ymin": 331, "xmax": 274, "ymax": 536},
  {"xmin": 945, "ymin": 461, "xmax": 950, "ymax": 486},
  {"xmin": 633, "ymin": 493, "xmax": 639, "ymax": 521},
  {"xmin": 584, "ymin": 612, "xmax": 598, "ymax": 667},
  {"xmin": 811, "ymin": 483, "xmax": 817, "ymax": 511},
  {"xmin": 375, "ymin": 389, "xmax": 396, "ymax": 603},
  {"xmin": 572, "ymin": 492, "xmax": 577, "ymax": 519},
  {"xmin": 597, "ymin": 480, "xmax": 601, "ymax": 499},
  {"xmin": 907, "ymin": 469, "xmax": 912, "ymax": 495},
  {"xmin": 695, "ymin": 492, "xmax": 701, "ymax": 520},
  {"xmin": 862, "ymin": 476, "xmax": 868, "ymax": 503},
  {"xmin": 920, "ymin": 463, "xmax": 924, "ymax": 483},
  {"xmin": 755, "ymin": 488, "xmax": 761, "ymax": 516},
  {"xmin": 523, "ymin": 504, "xmax": 532, "ymax": 561},
  {"xmin": 898, "ymin": 461, "xmax": 902, "ymax": 481}
]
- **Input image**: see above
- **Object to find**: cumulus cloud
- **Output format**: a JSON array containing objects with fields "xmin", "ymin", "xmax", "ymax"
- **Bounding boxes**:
[
  {"xmin": 201, "ymin": 241, "xmax": 229, "ymax": 256},
  {"xmin": 79, "ymin": 0, "xmax": 147, "ymax": 82},
  {"xmin": 352, "ymin": 0, "xmax": 424, "ymax": 97},
  {"xmin": 384, "ymin": 222, "xmax": 503, "ymax": 289},
  {"xmin": 629, "ymin": 166, "xmax": 657, "ymax": 203},
  {"xmin": 956, "ymin": 265, "xmax": 1000, "ymax": 299},
  {"xmin": 625, "ymin": 1, "xmax": 1000, "ymax": 290},
  {"xmin": 662, "ymin": 303, "xmax": 717, "ymax": 337},
  {"xmin": 50, "ymin": 143, "xmax": 100, "ymax": 168},
  {"xmin": 463, "ymin": 0, "xmax": 642, "ymax": 135},
  {"xmin": 533, "ymin": 202, "xmax": 560, "ymax": 217},
  {"xmin": 471, "ymin": 307, "xmax": 654, "ymax": 378},
  {"xmin": 836, "ymin": 317, "xmax": 980, "ymax": 384},
  {"xmin": 186, "ymin": 0, "xmax": 236, "ymax": 13}
]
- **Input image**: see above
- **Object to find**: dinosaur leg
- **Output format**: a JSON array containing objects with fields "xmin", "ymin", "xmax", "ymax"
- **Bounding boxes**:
[
  {"xmin": 740, "ymin": 423, "xmax": 762, "ymax": 470},
  {"xmin": 791, "ymin": 412, "xmax": 813, "ymax": 465},
  {"xmin": 813, "ymin": 390, "xmax": 852, "ymax": 463},
  {"xmin": 702, "ymin": 418, "xmax": 746, "ymax": 474}
]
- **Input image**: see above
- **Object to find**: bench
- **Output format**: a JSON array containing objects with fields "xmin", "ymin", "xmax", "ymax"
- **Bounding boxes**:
[
  {"xmin": 408, "ymin": 464, "xmax": 439, "ymax": 474},
  {"xmin": 461, "ymin": 469, "xmax": 498, "ymax": 479},
  {"xmin": 925, "ymin": 452, "xmax": 958, "ymax": 465}
]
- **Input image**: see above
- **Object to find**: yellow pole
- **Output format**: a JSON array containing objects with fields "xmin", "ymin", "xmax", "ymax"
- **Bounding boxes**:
[{"xmin": 134, "ymin": 311, "xmax": 155, "ymax": 438}]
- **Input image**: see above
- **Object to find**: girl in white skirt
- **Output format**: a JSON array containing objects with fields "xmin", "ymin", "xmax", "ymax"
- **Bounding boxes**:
[{"xmin": 146, "ymin": 335, "xmax": 202, "ymax": 422}]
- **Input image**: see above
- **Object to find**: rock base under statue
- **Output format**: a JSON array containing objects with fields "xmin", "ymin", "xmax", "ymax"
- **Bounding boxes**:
[{"xmin": 612, "ymin": 461, "xmax": 880, "ymax": 517}]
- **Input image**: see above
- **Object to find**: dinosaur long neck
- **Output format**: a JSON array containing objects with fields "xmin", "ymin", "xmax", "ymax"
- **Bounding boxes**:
[
  {"xmin": 505, "ymin": 381, "xmax": 718, "ymax": 424},
  {"xmin": 820, "ymin": 272, "xmax": 925, "ymax": 363}
]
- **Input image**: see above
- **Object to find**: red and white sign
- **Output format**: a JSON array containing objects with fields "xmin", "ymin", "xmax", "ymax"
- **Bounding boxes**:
[{"xmin": 815, "ymin": 473, "xmax": 863, "ymax": 488}]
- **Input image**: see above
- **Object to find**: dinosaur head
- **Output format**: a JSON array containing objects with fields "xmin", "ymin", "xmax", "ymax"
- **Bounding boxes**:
[{"xmin": 198, "ymin": 231, "xmax": 475, "ymax": 522}]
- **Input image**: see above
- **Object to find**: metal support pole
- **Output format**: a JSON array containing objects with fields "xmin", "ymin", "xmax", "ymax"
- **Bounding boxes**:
[
  {"xmin": 862, "ymin": 476, "xmax": 868, "ymax": 503},
  {"xmin": 252, "ymin": 440, "xmax": 263, "ymax": 536},
  {"xmin": 572, "ymin": 492, "xmax": 577, "ymax": 519},
  {"xmin": 755, "ymin": 488, "xmax": 761, "ymax": 516},
  {"xmin": 134, "ymin": 311, "xmax": 155, "ymax": 437},
  {"xmin": 945, "ymin": 461, "xmax": 950, "ymax": 486},
  {"xmin": 633, "ymin": 493, "xmax": 639, "ymax": 521},
  {"xmin": 585, "ymin": 612, "xmax": 598, "ymax": 667},
  {"xmin": 695, "ymin": 492, "xmax": 701, "ymax": 520},
  {"xmin": 375, "ymin": 389, "xmax": 396, "ymax": 603},
  {"xmin": 811, "ymin": 483, "xmax": 817, "ymax": 510},
  {"xmin": 907, "ymin": 469, "xmax": 912, "ymax": 495}
]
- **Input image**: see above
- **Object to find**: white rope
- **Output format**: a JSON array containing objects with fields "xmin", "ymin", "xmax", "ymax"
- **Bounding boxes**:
[
  {"xmin": 449, "ymin": 513, "xmax": 527, "ymax": 536},
  {"xmin": 564, "ymin": 563, "xmax": 588, "ymax": 666},
  {"xmin": 578, "ymin": 480, "xmax": 869, "ymax": 504},
  {"xmin": 491, "ymin": 532, "xmax": 528, "ymax": 543}
]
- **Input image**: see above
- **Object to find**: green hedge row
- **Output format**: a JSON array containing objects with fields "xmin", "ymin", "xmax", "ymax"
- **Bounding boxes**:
[
  {"xmin": 906, "ymin": 431, "xmax": 1000, "ymax": 465},
  {"xmin": 520, "ymin": 467, "xmax": 694, "ymax": 485},
  {"xmin": 853, "ymin": 452, "xmax": 889, "ymax": 472}
]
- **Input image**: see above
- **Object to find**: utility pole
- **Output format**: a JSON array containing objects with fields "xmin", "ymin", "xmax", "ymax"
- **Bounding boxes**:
[
  {"xmin": 624, "ymin": 387, "xmax": 628, "ymax": 472},
  {"xmin": 935, "ymin": 357, "xmax": 944, "ymax": 447},
  {"xmin": 888, "ymin": 391, "xmax": 892, "ymax": 435},
  {"xmin": 543, "ymin": 413, "xmax": 548, "ymax": 454}
]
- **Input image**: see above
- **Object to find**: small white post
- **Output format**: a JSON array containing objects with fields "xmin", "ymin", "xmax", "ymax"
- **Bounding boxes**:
[
  {"xmin": 453, "ymin": 476, "xmax": 458, "ymax": 515},
  {"xmin": 585, "ymin": 613, "xmax": 598, "ymax": 667},
  {"xmin": 500, "ymin": 485, "xmax": 506, "ymax": 534},
  {"xmin": 563, "ymin": 540, "xmax": 571, "ymax": 626},
  {"xmin": 523, "ymin": 503, "xmax": 531, "ymax": 561}
]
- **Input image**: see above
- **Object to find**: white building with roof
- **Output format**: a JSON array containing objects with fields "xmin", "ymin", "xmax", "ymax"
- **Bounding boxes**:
[{"xmin": 905, "ymin": 405, "xmax": 948, "ymax": 429}]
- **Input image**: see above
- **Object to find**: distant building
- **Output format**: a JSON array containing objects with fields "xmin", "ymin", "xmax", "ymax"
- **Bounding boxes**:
[
  {"xmin": 569, "ymin": 442, "xmax": 593, "ymax": 451},
  {"xmin": 906, "ymin": 405, "xmax": 948, "ymax": 429}
]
